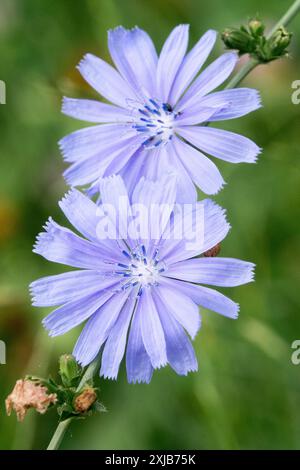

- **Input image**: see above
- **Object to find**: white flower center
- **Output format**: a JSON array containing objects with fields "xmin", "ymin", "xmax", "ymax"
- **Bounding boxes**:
[
  {"xmin": 115, "ymin": 246, "xmax": 165, "ymax": 291},
  {"xmin": 131, "ymin": 259, "xmax": 161, "ymax": 286},
  {"xmin": 132, "ymin": 99, "xmax": 180, "ymax": 149}
]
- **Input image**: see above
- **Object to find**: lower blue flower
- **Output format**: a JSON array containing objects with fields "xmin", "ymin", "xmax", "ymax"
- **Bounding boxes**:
[{"xmin": 30, "ymin": 175, "xmax": 254, "ymax": 383}]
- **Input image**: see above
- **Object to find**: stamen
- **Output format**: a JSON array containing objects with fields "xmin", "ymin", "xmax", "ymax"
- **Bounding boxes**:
[
  {"xmin": 133, "ymin": 99, "xmax": 176, "ymax": 148},
  {"xmin": 149, "ymin": 99, "xmax": 160, "ymax": 109}
]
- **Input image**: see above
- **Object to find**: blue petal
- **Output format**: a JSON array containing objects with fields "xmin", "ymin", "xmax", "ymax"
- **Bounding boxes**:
[
  {"xmin": 62, "ymin": 97, "xmax": 132, "ymax": 123},
  {"xmin": 175, "ymin": 102, "xmax": 228, "ymax": 125},
  {"xmin": 59, "ymin": 124, "xmax": 134, "ymax": 163},
  {"xmin": 126, "ymin": 301, "xmax": 153, "ymax": 384},
  {"xmin": 63, "ymin": 135, "xmax": 141, "ymax": 187},
  {"xmin": 139, "ymin": 288, "xmax": 167, "ymax": 369},
  {"xmin": 177, "ymin": 52, "xmax": 238, "ymax": 110},
  {"xmin": 98, "ymin": 174, "xmax": 136, "ymax": 244},
  {"xmin": 153, "ymin": 290, "xmax": 198, "ymax": 375},
  {"xmin": 30, "ymin": 270, "xmax": 115, "ymax": 307},
  {"xmin": 201, "ymin": 88, "xmax": 262, "ymax": 121},
  {"xmin": 153, "ymin": 144, "xmax": 197, "ymax": 203},
  {"xmin": 131, "ymin": 172, "xmax": 177, "ymax": 249},
  {"xmin": 165, "ymin": 258, "xmax": 255, "ymax": 286},
  {"xmin": 73, "ymin": 290, "xmax": 130, "ymax": 367},
  {"xmin": 171, "ymin": 136, "xmax": 225, "ymax": 195},
  {"xmin": 33, "ymin": 218, "xmax": 121, "ymax": 269},
  {"xmin": 77, "ymin": 53, "xmax": 138, "ymax": 107},
  {"xmin": 100, "ymin": 294, "xmax": 136, "ymax": 379},
  {"xmin": 160, "ymin": 199, "xmax": 230, "ymax": 264},
  {"xmin": 59, "ymin": 189, "xmax": 106, "ymax": 245},
  {"xmin": 169, "ymin": 29, "xmax": 217, "ymax": 105},
  {"xmin": 43, "ymin": 287, "xmax": 116, "ymax": 337},
  {"xmin": 178, "ymin": 126, "xmax": 261, "ymax": 163},
  {"xmin": 155, "ymin": 284, "xmax": 201, "ymax": 340},
  {"xmin": 156, "ymin": 25, "xmax": 189, "ymax": 102},
  {"xmin": 160, "ymin": 277, "xmax": 239, "ymax": 319},
  {"xmin": 108, "ymin": 26, "xmax": 158, "ymax": 97}
]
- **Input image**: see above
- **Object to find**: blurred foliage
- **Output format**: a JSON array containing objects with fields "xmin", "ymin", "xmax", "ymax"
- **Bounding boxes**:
[{"xmin": 0, "ymin": 0, "xmax": 300, "ymax": 450}]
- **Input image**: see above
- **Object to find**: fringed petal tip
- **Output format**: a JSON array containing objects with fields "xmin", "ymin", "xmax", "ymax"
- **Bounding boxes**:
[
  {"xmin": 246, "ymin": 262, "xmax": 256, "ymax": 283},
  {"xmin": 61, "ymin": 96, "xmax": 79, "ymax": 118},
  {"xmin": 202, "ymin": 198, "xmax": 231, "ymax": 230},
  {"xmin": 243, "ymin": 140, "xmax": 262, "ymax": 164},
  {"xmin": 57, "ymin": 137, "xmax": 70, "ymax": 161},
  {"xmin": 61, "ymin": 96, "xmax": 68, "ymax": 114},
  {"xmin": 228, "ymin": 302, "xmax": 239, "ymax": 320},
  {"xmin": 176, "ymin": 363, "xmax": 198, "ymax": 376},
  {"xmin": 206, "ymin": 178, "xmax": 227, "ymax": 196},
  {"xmin": 253, "ymin": 146, "xmax": 263, "ymax": 163},
  {"xmin": 32, "ymin": 217, "xmax": 55, "ymax": 254},
  {"xmin": 58, "ymin": 188, "xmax": 81, "ymax": 212},
  {"xmin": 100, "ymin": 372, "xmax": 118, "ymax": 381},
  {"xmin": 127, "ymin": 375, "xmax": 153, "ymax": 385},
  {"xmin": 253, "ymin": 89, "xmax": 263, "ymax": 110},
  {"xmin": 76, "ymin": 53, "xmax": 91, "ymax": 73}
]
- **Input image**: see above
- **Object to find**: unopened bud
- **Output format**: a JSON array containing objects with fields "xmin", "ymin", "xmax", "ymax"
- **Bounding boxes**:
[
  {"xmin": 270, "ymin": 26, "xmax": 292, "ymax": 57},
  {"xmin": 6, "ymin": 379, "xmax": 57, "ymax": 422},
  {"xmin": 248, "ymin": 19, "xmax": 265, "ymax": 37},
  {"xmin": 59, "ymin": 354, "xmax": 80, "ymax": 386},
  {"xmin": 74, "ymin": 387, "xmax": 97, "ymax": 413},
  {"xmin": 222, "ymin": 28, "xmax": 255, "ymax": 55}
]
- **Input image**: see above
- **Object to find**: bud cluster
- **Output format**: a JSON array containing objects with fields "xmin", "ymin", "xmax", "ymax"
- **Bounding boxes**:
[
  {"xmin": 6, "ymin": 355, "xmax": 105, "ymax": 422},
  {"xmin": 222, "ymin": 18, "xmax": 292, "ymax": 63}
]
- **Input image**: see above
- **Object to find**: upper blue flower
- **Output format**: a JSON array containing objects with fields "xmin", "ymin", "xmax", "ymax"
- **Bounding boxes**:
[
  {"xmin": 60, "ymin": 25, "xmax": 261, "ymax": 202},
  {"xmin": 30, "ymin": 174, "xmax": 254, "ymax": 383}
]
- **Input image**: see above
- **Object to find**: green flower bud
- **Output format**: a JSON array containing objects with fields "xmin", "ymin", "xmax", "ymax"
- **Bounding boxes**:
[
  {"xmin": 59, "ymin": 354, "xmax": 80, "ymax": 386},
  {"xmin": 222, "ymin": 28, "xmax": 255, "ymax": 54},
  {"xmin": 248, "ymin": 19, "xmax": 265, "ymax": 37},
  {"xmin": 270, "ymin": 26, "xmax": 292, "ymax": 57}
]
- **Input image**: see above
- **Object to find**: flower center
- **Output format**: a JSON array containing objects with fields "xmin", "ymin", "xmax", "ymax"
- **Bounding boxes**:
[
  {"xmin": 133, "ymin": 99, "xmax": 180, "ymax": 149},
  {"xmin": 115, "ymin": 245, "xmax": 165, "ymax": 292}
]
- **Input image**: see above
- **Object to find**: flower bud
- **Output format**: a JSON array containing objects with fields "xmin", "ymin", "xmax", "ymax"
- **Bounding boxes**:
[
  {"xmin": 74, "ymin": 387, "xmax": 97, "ymax": 413},
  {"xmin": 222, "ymin": 28, "xmax": 255, "ymax": 54},
  {"xmin": 248, "ymin": 19, "xmax": 265, "ymax": 37},
  {"xmin": 59, "ymin": 354, "xmax": 80, "ymax": 386},
  {"xmin": 270, "ymin": 27, "xmax": 292, "ymax": 57}
]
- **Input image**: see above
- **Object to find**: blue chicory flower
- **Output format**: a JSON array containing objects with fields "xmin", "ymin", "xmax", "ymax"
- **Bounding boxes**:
[
  {"xmin": 60, "ymin": 25, "xmax": 261, "ymax": 202},
  {"xmin": 30, "ymin": 175, "xmax": 254, "ymax": 383}
]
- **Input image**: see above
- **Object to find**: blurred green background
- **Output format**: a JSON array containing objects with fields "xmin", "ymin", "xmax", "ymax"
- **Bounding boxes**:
[{"xmin": 0, "ymin": 0, "xmax": 299, "ymax": 450}]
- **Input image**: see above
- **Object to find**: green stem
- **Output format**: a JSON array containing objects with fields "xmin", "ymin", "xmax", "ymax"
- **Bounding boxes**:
[
  {"xmin": 266, "ymin": 0, "xmax": 300, "ymax": 39},
  {"xmin": 225, "ymin": 0, "xmax": 300, "ymax": 89},
  {"xmin": 46, "ymin": 354, "xmax": 101, "ymax": 451},
  {"xmin": 47, "ymin": 418, "xmax": 73, "ymax": 451},
  {"xmin": 225, "ymin": 57, "xmax": 259, "ymax": 89}
]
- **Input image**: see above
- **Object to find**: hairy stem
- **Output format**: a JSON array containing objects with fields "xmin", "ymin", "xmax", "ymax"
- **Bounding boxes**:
[{"xmin": 225, "ymin": 0, "xmax": 300, "ymax": 89}]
